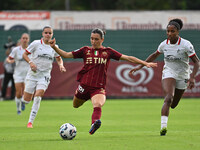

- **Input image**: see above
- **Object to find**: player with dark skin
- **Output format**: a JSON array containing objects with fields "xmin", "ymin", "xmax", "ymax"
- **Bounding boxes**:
[
  {"xmin": 50, "ymin": 28, "xmax": 157, "ymax": 135},
  {"xmin": 129, "ymin": 19, "xmax": 199, "ymax": 136}
]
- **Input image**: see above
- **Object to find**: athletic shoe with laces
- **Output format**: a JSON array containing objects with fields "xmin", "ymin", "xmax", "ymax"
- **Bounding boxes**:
[
  {"xmin": 17, "ymin": 110, "xmax": 21, "ymax": 115},
  {"xmin": 160, "ymin": 127, "xmax": 167, "ymax": 136},
  {"xmin": 89, "ymin": 120, "xmax": 101, "ymax": 135},
  {"xmin": 27, "ymin": 122, "xmax": 33, "ymax": 128},
  {"xmin": 21, "ymin": 102, "xmax": 25, "ymax": 111}
]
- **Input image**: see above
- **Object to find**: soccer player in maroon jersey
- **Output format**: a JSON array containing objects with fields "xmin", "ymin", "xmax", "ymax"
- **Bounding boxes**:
[{"xmin": 50, "ymin": 28, "xmax": 157, "ymax": 135}]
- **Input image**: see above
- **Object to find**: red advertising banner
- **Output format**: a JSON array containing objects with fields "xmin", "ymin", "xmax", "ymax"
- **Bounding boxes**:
[
  {"xmin": 45, "ymin": 61, "xmax": 200, "ymax": 98},
  {"xmin": 0, "ymin": 11, "xmax": 50, "ymax": 20},
  {"xmin": 0, "ymin": 61, "xmax": 199, "ymax": 98}
]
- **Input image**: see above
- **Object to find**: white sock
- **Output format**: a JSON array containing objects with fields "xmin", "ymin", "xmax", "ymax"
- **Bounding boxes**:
[
  {"xmin": 21, "ymin": 97, "xmax": 31, "ymax": 104},
  {"xmin": 28, "ymin": 96, "xmax": 41, "ymax": 124},
  {"xmin": 161, "ymin": 116, "xmax": 168, "ymax": 129},
  {"xmin": 15, "ymin": 97, "xmax": 21, "ymax": 112}
]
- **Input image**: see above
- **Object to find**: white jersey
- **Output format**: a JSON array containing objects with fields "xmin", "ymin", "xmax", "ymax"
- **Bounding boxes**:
[
  {"xmin": 25, "ymin": 38, "xmax": 60, "ymax": 81},
  {"xmin": 9, "ymin": 46, "xmax": 29, "ymax": 82},
  {"xmin": 157, "ymin": 37, "xmax": 196, "ymax": 80}
]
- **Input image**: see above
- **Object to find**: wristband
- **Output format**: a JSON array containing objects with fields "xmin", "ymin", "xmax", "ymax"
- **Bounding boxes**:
[{"xmin": 28, "ymin": 61, "xmax": 32, "ymax": 64}]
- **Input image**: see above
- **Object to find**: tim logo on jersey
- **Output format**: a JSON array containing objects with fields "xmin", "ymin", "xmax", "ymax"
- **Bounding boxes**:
[{"xmin": 86, "ymin": 50, "xmax": 107, "ymax": 64}]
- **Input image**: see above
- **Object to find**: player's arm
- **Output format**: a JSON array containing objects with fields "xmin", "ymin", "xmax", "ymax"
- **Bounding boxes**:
[
  {"xmin": 23, "ymin": 51, "xmax": 37, "ymax": 72},
  {"xmin": 49, "ymin": 38, "xmax": 73, "ymax": 58},
  {"xmin": 188, "ymin": 54, "xmax": 199, "ymax": 89},
  {"xmin": 6, "ymin": 57, "xmax": 15, "ymax": 63},
  {"xmin": 128, "ymin": 51, "xmax": 160, "ymax": 73},
  {"xmin": 55, "ymin": 56, "xmax": 66, "ymax": 73},
  {"xmin": 120, "ymin": 54, "xmax": 157, "ymax": 68}
]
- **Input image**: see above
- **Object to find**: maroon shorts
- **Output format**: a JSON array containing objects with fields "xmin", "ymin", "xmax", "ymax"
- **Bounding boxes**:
[{"xmin": 74, "ymin": 84, "xmax": 106, "ymax": 101}]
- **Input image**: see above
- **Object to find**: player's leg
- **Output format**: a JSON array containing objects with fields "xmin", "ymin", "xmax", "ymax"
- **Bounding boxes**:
[
  {"xmin": 14, "ymin": 83, "xmax": 24, "ymax": 114},
  {"xmin": 89, "ymin": 94, "xmax": 106, "ymax": 135},
  {"xmin": 27, "ymin": 84, "xmax": 46, "ymax": 128},
  {"xmin": 22, "ymin": 79, "xmax": 36, "ymax": 103},
  {"xmin": 160, "ymin": 78, "xmax": 176, "ymax": 136},
  {"xmin": 10, "ymin": 76, "xmax": 15, "ymax": 99},
  {"xmin": 1, "ymin": 72, "xmax": 10, "ymax": 99},
  {"xmin": 73, "ymin": 84, "xmax": 88, "ymax": 108},
  {"xmin": 21, "ymin": 83, "xmax": 26, "ymax": 111},
  {"xmin": 171, "ymin": 88, "xmax": 185, "ymax": 109},
  {"xmin": 73, "ymin": 96, "xmax": 87, "ymax": 108}
]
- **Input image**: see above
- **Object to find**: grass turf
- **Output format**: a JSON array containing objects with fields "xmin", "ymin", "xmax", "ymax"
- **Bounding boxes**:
[{"xmin": 0, "ymin": 98, "xmax": 200, "ymax": 150}]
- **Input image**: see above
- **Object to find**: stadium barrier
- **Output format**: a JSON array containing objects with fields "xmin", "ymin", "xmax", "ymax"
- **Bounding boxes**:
[{"xmin": 1, "ymin": 62, "xmax": 199, "ymax": 98}]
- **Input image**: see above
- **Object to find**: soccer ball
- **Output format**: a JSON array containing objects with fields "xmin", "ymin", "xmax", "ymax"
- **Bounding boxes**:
[{"xmin": 59, "ymin": 123, "xmax": 77, "ymax": 140}]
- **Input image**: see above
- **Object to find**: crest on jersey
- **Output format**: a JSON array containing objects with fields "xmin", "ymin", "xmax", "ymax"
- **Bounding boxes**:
[
  {"xmin": 102, "ymin": 51, "xmax": 107, "ymax": 57},
  {"xmin": 86, "ymin": 50, "xmax": 91, "ymax": 55}
]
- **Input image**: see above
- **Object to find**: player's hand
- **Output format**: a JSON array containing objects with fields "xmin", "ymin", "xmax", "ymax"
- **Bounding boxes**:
[
  {"xmin": 29, "ymin": 62, "xmax": 37, "ymax": 72},
  {"xmin": 129, "ymin": 66, "xmax": 142, "ymax": 78},
  {"xmin": 188, "ymin": 78, "xmax": 195, "ymax": 89},
  {"xmin": 59, "ymin": 65, "xmax": 66, "ymax": 73},
  {"xmin": 6, "ymin": 58, "xmax": 15, "ymax": 64},
  {"xmin": 49, "ymin": 38, "xmax": 56, "ymax": 48},
  {"xmin": 145, "ymin": 62, "xmax": 157, "ymax": 68}
]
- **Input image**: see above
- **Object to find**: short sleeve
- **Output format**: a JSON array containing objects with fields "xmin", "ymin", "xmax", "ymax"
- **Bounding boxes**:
[
  {"xmin": 26, "ymin": 40, "xmax": 37, "ymax": 54},
  {"xmin": 72, "ymin": 47, "xmax": 85, "ymax": 58},
  {"xmin": 157, "ymin": 41, "xmax": 165, "ymax": 54},
  {"xmin": 185, "ymin": 41, "xmax": 196, "ymax": 57},
  {"xmin": 9, "ymin": 47, "xmax": 17, "ymax": 59},
  {"xmin": 109, "ymin": 48, "xmax": 122, "ymax": 60}
]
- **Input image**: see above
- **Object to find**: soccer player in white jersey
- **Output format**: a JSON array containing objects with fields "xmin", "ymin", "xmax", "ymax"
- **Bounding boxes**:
[
  {"xmin": 6, "ymin": 33, "xmax": 30, "ymax": 115},
  {"xmin": 129, "ymin": 19, "xmax": 199, "ymax": 136},
  {"xmin": 22, "ymin": 26, "xmax": 66, "ymax": 128}
]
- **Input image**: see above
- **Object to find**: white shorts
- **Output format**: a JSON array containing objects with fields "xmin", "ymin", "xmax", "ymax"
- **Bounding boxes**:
[
  {"xmin": 24, "ymin": 79, "xmax": 49, "ymax": 94},
  {"xmin": 13, "ymin": 75, "xmax": 26, "ymax": 83},
  {"xmin": 162, "ymin": 70, "xmax": 188, "ymax": 90}
]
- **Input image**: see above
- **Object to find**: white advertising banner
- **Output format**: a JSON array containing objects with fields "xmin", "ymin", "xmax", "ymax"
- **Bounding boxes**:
[
  {"xmin": 1, "ymin": 11, "xmax": 200, "ymax": 30},
  {"xmin": 0, "ymin": 11, "xmax": 50, "ymax": 30},
  {"xmin": 51, "ymin": 11, "xmax": 200, "ymax": 30}
]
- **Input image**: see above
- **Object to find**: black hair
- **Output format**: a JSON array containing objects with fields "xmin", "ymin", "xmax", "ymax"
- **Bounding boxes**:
[
  {"xmin": 167, "ymin": 18, "xmax": 183, "ymax": 30},
  {"xmin": 91, "ymin": 28, "xmax": 106, "ymax": 39},
  {"xmin": 42, "ymin": 25, "xmax": 52, "ymax": 31}
]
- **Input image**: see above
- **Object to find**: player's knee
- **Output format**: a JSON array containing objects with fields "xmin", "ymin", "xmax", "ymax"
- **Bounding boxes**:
[
  {"xmin": 73, "ymin": 104, "xmax": 79, "ymax": 108},
  {"xmin": 93, "ymin": 102, "xmax": 103, "ymax": 108},
  {"xmin": 171, "ymin": 103, "xmax": 177, "ymax": 109},
  {"xmin": 171, "ymin": 105, "xmax": 176, "ymax": 109},
  {"xmin": 73, "ymin": 103, "xmax": 82, "ymax": 108},
  {"xmin": 164, "ymin": 94, "xmax": 174, "ymax": 105}
]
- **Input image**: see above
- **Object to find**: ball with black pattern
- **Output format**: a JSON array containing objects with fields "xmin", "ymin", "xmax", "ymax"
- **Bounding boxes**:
[{"xmin": 59, "ymin": 123, "xmax": 77, "ymax": 140}]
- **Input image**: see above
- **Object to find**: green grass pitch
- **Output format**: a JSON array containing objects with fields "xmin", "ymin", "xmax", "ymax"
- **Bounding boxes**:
[{"xmin": 0, "ymin": 98, "xmax": 200, "ymax": 150}]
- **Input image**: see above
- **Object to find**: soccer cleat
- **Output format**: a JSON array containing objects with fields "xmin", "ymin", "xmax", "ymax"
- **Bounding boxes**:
[
  {"xmin": 21, "ymin": 102, "xmax": 25, "ymax": 111},
  {"xmin": 89, "ymin": 120, "xmax": 101, "ymax": 135},
  {"xmin": 17, "ymin": 111, "xmax": 21, "ymax": 115},
  {"xmin": 27, "ymin": 122, "xmax": 33, "ymax": 128},
  {"xmin": 160, "ymin": 127, "xmax": 167, "ymax": 136}
]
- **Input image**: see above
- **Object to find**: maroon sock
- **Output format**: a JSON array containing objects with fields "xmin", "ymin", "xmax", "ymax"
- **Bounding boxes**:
[{"xmin": 91, "ymin": 107, "xmax": 102, "ymax": 124}]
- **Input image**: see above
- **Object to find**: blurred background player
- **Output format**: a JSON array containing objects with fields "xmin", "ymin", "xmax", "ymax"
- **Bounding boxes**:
[
  {"xmin": 49, "ymin": 28, "xmax": 157, "ymax": 135},
  {"xmin": 129, "ymin": 18, "xmax": 199, "ymax": 136},
  {"xmin": 0, "ymin": 36, "xmax": 16, "ymax": 101},
  {"xmin": 22, "ymin": 26, "xmax": 66, "ymax": 128},
  {"xmin": 6, "ymin": 33, "xmax": 30, "ymax": 115}
]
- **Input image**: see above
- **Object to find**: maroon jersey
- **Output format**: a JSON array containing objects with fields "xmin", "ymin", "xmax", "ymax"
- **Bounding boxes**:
[{"xmin": 72, "ymin": 46, "xmax": 122, "ymax": 88}]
